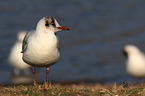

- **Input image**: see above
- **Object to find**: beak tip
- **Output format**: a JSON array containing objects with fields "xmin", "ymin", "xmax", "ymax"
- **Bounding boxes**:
[{"xmin": 58, "ymin": 26, "xmax": 70, "ymax": 31}]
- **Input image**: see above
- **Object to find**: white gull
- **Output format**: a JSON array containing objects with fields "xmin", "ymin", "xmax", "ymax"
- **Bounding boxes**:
[
  {"xmin": 21, "ymin": 16, "xmax": 69, "ymax": 85},
  {"xmin": 9, "ymin": 31, "xmax": 30, "ymax": 75},
  {"xmin": 123, "ymin": 44, "xmax": 145, "ymax": 81}
]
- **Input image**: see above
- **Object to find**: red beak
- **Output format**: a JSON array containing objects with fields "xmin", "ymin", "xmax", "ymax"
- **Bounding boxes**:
[{"xmin": 57, "ymin": 26, "xmax": 70, "ymax": 31}]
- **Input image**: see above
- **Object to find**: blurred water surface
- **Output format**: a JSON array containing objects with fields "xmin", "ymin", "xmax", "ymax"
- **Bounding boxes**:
[{"xmin": 1, "ymin": 0, "xmax": 145, "ymax": 84}]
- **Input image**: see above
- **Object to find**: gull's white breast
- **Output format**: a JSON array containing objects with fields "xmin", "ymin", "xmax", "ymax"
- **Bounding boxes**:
[{"xmin": 23, "ymin": 33, "xmax": 60, "ymax": 67}]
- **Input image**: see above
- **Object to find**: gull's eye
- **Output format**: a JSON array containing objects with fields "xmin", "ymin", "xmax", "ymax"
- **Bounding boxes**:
[{"xmin": 52, "ymin": 23, "xmax": 55, "ymax": 27}]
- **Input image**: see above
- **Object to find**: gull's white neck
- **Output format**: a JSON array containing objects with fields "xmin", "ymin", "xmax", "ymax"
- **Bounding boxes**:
[{"xmin": 34, "ymin": 25, "xmax": 57, "ymax": 49}]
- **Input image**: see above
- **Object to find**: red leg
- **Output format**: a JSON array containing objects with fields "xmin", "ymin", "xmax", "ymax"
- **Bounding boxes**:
[
  {"xmin": 46, "ymin": 68, "xmax": 49, "ymax": 85},
  {"xmin": 33, "ymin": 67, "xmax": 36, "ymax": 85}
]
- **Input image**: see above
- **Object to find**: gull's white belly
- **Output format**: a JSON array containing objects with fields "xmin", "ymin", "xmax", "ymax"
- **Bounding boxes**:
[
  {"xmin": 23, "ymin": 35, "xmax": 60, "ymax": 67},
  {"xmin": 23, "ymin": 49, "xmax": 60, "ymax": 67}
]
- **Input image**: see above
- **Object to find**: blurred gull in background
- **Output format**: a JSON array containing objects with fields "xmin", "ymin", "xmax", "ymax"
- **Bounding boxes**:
[
  {"xmin": 9, "ymin": 31, "xmax": 31, "ymax": 75},
  {"xmin": 123, "ymin": 45, "xmax": 145, "ymax": 82}
]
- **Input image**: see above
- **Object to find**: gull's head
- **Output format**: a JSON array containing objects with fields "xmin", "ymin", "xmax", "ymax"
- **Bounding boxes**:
[
  {"xmin": 36, "ymin": 16, "xmax": 69, "ymax": 33},
  {"xmin": 17, "ymin": 31, "xmax": 27, "ymax": 42},
  {"xmin": 123, "ymin": 44, "xmax": 141, "ymax": 57}
]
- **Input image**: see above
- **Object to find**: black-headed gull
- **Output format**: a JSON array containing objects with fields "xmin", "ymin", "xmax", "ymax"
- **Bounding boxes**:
[
  {"xmin": 21, "ymin": 16, "xmax": 69, "ymax": 85},
  {"xmin": 9, "ymin": 31, "xmax": 30, "ymax": 75},
  {"xmin": 123, "ymin": 44, "xmax": 145, "ymax": 81}
]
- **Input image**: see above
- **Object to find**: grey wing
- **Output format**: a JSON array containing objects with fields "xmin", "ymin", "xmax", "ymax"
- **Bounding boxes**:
[
  {"xmin": 56, "ymin": 36, "xmax": 61, "ymax": 51},
  {"xmin": 21, "ymin": 32, "xmax": 32, "ymax": 53}
]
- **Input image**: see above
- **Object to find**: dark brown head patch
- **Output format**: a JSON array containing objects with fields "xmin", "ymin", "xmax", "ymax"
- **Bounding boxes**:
[{"xmin": 45, "ymin": 16, "xmax": 56, "ymax": 28}]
